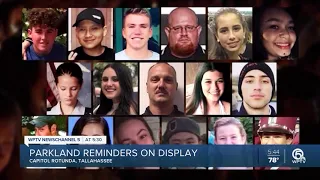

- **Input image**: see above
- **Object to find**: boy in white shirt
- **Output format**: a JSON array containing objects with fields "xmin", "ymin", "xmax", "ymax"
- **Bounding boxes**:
[{"xmin": 116, "ymin": 8, "xmax": 159, "ymax": 60}]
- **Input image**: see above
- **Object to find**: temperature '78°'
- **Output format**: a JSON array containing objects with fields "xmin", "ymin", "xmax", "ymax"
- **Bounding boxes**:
[{"xmin": 268, "ymin": 157, "xmax": 279, "ymax": 163}]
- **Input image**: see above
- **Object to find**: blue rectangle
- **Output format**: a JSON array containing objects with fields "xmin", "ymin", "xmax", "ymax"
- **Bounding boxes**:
[
  {"xmin": 209, "ymin": 145, "xmax": 254, "ymax": 167},
  {"xmin": 21, "ymin": 145, "xmax": 209, "ymax": 167},
  {"xmin": 258, "ymin": 145, "xmax": 286, "ymax": 167},
  {"xmin": 20, "ymin": 145, "xmax": 320, "ymax": 167}
]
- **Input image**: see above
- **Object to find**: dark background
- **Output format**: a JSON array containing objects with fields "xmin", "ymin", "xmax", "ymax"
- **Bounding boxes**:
[{"xmin": 1, "ymin": 0, "xmax": 320, "ymax": 180}]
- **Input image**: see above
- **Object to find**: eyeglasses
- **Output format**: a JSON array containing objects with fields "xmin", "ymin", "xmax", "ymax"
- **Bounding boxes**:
[{"xmin": 168, "ymin": 25, "xmax": 198, "ymax": 33}]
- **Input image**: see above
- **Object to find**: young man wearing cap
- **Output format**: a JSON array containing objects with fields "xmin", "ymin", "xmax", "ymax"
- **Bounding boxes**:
[
  {"xmin": 234, "ymin": 62, "xmax": 276, "ymax": 115},
  {"xmin": 25, "ymin": 8, "xmax": 67, "ymax": 60},
  {"xmin": 30, "ymin": 116, "xmax": 58, "ymax": 136},
  {"xmin": 27, "ymin": 116, "xmax": 67, "ymax": 169},
  {"xmin": 116, "ymin": 8, "xmax": 159, "ymax": 60},
  {"xmin": 162, "ymin": 117, "xmax": 206, "ymax": 169},
  {"xmin": 258, "ymin": 117, "xmax": 297, "ymax": 145},
  {"xmin": 257, "ymin": 117, "xmax": 299, "ymax": 170},
  {"xmin": 68, "ymin": 8, "xmax": 114, "ymax": 60}
]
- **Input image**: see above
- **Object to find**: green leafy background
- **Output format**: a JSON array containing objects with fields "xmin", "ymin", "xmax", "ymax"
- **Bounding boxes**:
[
  {"xmin": 22, "ymin": 116, "xmax": 67, "ymax": 135},
  {"xmin": 22, "ymin": 8, "xmax": 67, "ymax": 46},
  {"xmin": 209, "ymin": 117, "xmax": 253, "ymax": 144}
]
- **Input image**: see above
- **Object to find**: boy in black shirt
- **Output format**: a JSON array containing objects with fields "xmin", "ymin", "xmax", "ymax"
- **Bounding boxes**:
[{"xmin": 69, "ymin": 8, "xmax": 114, "ymax": 60}]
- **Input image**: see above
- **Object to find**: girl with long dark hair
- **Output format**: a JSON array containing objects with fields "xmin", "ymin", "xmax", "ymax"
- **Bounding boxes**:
[
  {"xmin": 186, "ymin": 63, "xmax": 230, "ymax": 115},
  {"xmin": 95, "ymin": 63, "xmax": 138, "ymax": 115}
]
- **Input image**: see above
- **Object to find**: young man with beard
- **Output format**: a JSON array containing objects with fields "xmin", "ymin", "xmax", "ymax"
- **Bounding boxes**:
[
  {"xmin": 143, "ymin": 63, "xmax": 184, "ymax": 115},
  {"xmin": 162, "ymin": 7, "xmax": 205, "ymax": 60},
  {"xmin": 27, "ymin": 116, "xmax": 67, "ymax": 170},
  {"xmin": 30, "ymin": 116, "xmax": 58, "ymax": 136},
  {"xmin": 234, "ymin": 62, "xmax": 277, "ymax": 115},
  {"xmin": 116, "ymin": 8, "xmax": 159, "ymax": 60},
  {"xmin": 68, "ymin": 8, "xmax": 114, "ymax": 60}
]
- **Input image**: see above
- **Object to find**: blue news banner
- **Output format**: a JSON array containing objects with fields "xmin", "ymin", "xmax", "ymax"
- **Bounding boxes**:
[{"xmin": 20, "ymin": 145, "xmax": 319, "ymax": 167}]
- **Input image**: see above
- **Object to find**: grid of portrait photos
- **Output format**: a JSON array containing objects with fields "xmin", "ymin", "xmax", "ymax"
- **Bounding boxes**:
[{"xmin": 21, "ymin": 6, "xmax": 301, "ymax": 170}]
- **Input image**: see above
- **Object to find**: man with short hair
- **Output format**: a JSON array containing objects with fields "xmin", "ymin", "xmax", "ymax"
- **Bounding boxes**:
[
  {"xmin": 68, "ymin": 8, "xmax": 114, "ymax": 60},
  {"xmin": 25, "ymin": 8, "xmax": 67, "ymax": 60},
  {"xmin": 234, "ymin": 62, "xmax": 276, "ymax": 115},
  {"xmin": 162, "ymin": 117, "xmax": 205, "ymax": 169},
  {"xmin": 116, "ymin": 8, "xmax": 159, "ymax": 60},
  {"xmin": 162, "ymin": 7, "xmax": 205, "ymax": 60},
  {"xmin": 27, "ymin": 116, "xmax": 66, "ymax": 169},
  {"xmin": 143, "ymin": 63, "xmax": 184, "ymax": 115},
  {"xmin": 30, "ymin": 116, "xmax": 58, "ymax": 136},
  {"xmin": 163, "ymin": 117, "xmax": 202, "ymax": 144},
  {"xmin": 257, "ymin": 117, "xmax": 299, "ymax": 170},
  {"xmin": 258, "ymin": 117, "xmax": 297, "ymax": 145}
]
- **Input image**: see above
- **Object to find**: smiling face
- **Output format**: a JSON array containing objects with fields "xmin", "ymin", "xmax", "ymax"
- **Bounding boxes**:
[
  {"xmin": 101, "ymin": 67, "xmax": 121, "ymax": 102},
  {"xmin": 201, "ymin": 70, "xmax": 224, "ymax": 103},
  {"xmin": 28, "ymin": 25, "xmax": 58, "ymax": 55},
  {"xmin": 75, "ymin": 20, "xmax": 107, "ymax": 50},
  {"xmin": 215, "ymin": 124, "xmax": 246, "ymax": 145},
  {"xmin": 260, "ymin": 8, "xmax": 296, "ymax": 60},
  {"xmin": 260, "ymin": 132, "xmax": 292, "ymax": 145},
  {"xmin": 241, "ymin": 70, "xmax": 272, "ymax": 109},
  {"xmin": 216, "ymin": 13, "xmax": 245, "ymax": 54},
  {"xmin": 122, "ymin": 14, "xmax": 152, "ymax": 51}
]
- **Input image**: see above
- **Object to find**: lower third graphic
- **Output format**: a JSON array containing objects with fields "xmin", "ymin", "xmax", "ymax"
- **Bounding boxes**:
[{"xmin": 292, "ymin": 148, "xmax": 306, "ymax": 163}]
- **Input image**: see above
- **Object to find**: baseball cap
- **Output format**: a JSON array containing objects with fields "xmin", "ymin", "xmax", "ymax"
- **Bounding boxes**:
[
  {"xmin": 257, "ymin": 117, "xmax": 297, "ymax": 135},
  {"xmin": 163, "ymin": 117, "xmax": 200, "ymax": 143},
  {"xmin": 30, "ymin": 116, "xmax": 56, "ymax": 128},
  {"xmin": 72, "ymin": 8, "xmax": 105, "ymax": 27}
]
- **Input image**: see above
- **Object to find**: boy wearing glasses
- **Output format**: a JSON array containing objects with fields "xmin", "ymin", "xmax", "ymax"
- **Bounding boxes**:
[{"xmin": 162, "ymin": 7, "xmax": 205, "ymax": 60}]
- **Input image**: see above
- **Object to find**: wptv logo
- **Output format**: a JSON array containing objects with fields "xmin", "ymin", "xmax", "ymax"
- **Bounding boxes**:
[{"xmin": 291, "ymin": 148, "xmax": 306, "ymax": 163}]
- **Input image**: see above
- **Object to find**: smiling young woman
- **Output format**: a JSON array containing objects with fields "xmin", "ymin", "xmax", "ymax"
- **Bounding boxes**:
[
  {"xmin": 95, "ymin": 63, "xmax": 138, "ymax": 115},
  {"xmin": 186, "ymin": 62, "xmax": 231, "ymax": 115},
  {"xmin": 254, "ymin": 7, "xmax": 297, "ymax": 61},
  {"xmin": 208, "ymin": 8, "xmax": 250, "ymax": 60}
]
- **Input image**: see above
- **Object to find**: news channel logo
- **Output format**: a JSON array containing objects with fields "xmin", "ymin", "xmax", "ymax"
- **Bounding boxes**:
[{"xmin": 292, "ymin": 148, "xmax": 306, "ymax": 163}]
